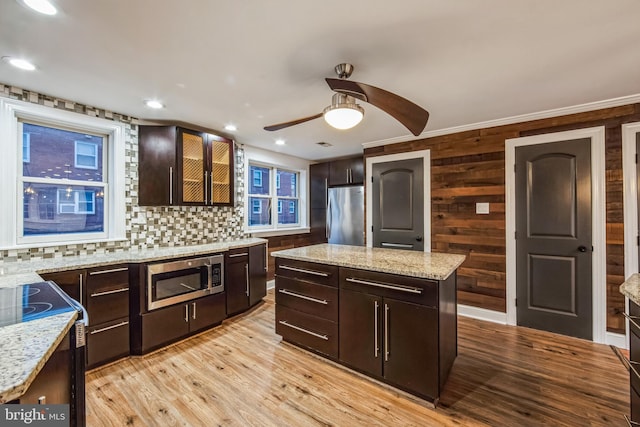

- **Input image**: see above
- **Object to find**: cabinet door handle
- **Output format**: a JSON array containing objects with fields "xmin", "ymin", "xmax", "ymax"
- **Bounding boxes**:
[
  {"xmin": 374, "ymin": 300, "xmax": 379, "ymax": 358},
  {"xmin": 278, "ymin": 320, "xmax": 328, "ymax": 340},
  {"xmin": 89, "ymin": 321, "xmax": 129, "ymax": 335},
  {"xmin": 278, "ymin": 289, "xmax": 328, "ymax": 305},
  {"xmin": 90, "ymin": 287, "xmax": 129, "ymax": 298},
  {"xmin": 384, "ymin": 303, "xmax": 390, "ymax": 362},
  {"xmin": 245, "ymin": 264, "xmax": 250, "ymax": 296},
  {"xmin": 279, "ymin": 265, "xmax": 329, "ymax": 277},
  {"xmin": 79, "ymin": 274, "xmax": 83, "ymax": 306},
  {"xmin": 89, "ymin": 267, "xmax": 128, "ymax": 276},
  {"xmin": 192, "ymin": 302, "xmax": 197, "ymax": 320},
  {"xmin": 345, "ymin": 277, "xmax": 422, "ymax": 294},
  {"xmin": 622, "ymin": 311, "xmax": 640, "ymax": 331},
  {"xmin": 204, "ymin": 171, "xmax": 208, "ymax": 204},
  {"xmin": 229, "ymin": 252, "xmax": 248, "ymax": 258},
  {"xmin": 184, "ymin": 305, "xmax": 189, "ymax": 323},
  {"xmin": 169, "ymin": 166, "xmax": 174, "ymax": 204}
]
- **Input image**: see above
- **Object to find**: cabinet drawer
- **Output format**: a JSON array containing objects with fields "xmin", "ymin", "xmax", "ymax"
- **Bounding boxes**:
[
  {"xmin": 340, "ymin": 268, "xmax": 438, "ymax": 307},
  {"xmin": 276, "ymin": 305, "xmax": 338, "ymax": 358},
  {"xmin": 86, "ymin": 317, "xmax": 130, "ymax": 368},
  {"xmin": 86, "ymin": 265, "xmax": 129, "ymax": 325},
  {"xmin": 227, "ymin": 247, "xmax": 249, "ymax": 263},
  {"xmin": 276, "ymin": 277, "xmax": 338, "ymax": 321},
  {"xmin": 275, "ymin": 259, "xmax": 339, "ymax": 287}
]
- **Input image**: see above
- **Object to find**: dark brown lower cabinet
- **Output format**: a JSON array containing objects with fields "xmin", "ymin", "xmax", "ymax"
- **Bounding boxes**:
[
  {"xmin": 226, "ymin": 243, "xmax": 267, "ymax": 316},
  {"xmin": 140, "ymin": 293, "xmax": 225, "ymax": 353},
  {"xmin": 339, "ymin": 289, "xmax": 438, "ymax": 398},
  {"xmin": 86, "ymin": 318, "xmax": 130, "ymax": 368}
]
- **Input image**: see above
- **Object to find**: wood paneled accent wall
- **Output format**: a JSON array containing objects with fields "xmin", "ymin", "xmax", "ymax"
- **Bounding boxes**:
[
  {"xmin": 265, "ymin": 231, "xmax": 327, "ymax": 281},
  {"xmin": 364, "ymin": 104, "xmax": 640, "ymax": 334}
]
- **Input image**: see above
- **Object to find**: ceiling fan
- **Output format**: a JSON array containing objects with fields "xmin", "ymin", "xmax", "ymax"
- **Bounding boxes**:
[{"xmin": 264, "ymin": 63, "xmax": 430, "ymax": 136}]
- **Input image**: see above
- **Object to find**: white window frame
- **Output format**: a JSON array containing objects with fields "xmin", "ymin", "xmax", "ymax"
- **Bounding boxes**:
[
  {"xmin": 245, "ymin": 160, "xmax": 306, "ymax": 233},
  {"xmin": 74, "ymin": 140, "xmax": 98, "ymax": 170},
  {"xmin": 0, "ymin": 96, "xmax": 126, "ymax": 249}
]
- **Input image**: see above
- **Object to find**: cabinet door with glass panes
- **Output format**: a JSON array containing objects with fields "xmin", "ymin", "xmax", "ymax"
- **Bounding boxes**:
[
  {"xmin": 247, "ymin": 164, "xmax": 300, "ymax": 230},
  {"xmin": 176, "ymin": 128, "xmax": 233, "ymax": 206}
]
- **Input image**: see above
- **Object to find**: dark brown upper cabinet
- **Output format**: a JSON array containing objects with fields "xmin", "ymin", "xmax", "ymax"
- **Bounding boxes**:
[
  {"xmin": 328, "ymin": 156, "xmax": 364, "ymax": 186},
  {"xmin": 138, "ymin": 125, "xmax": 234, "ymax": 206}
]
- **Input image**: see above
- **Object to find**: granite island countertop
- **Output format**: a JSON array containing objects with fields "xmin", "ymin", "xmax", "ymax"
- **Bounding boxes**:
[
  {"xmin": 621, "ymin": 273, "xmax": 640, "ymax": 305},
  {"xmin": 0, "ymin": 237, "xmax": 266, "ymax": 403},
  {"xmin": 271, "ymin": 243, "xmax": 466, "ymax": 280}
]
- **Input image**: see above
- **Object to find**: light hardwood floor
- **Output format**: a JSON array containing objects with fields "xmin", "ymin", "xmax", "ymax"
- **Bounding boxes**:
[{"xmin": 86, "ymin": 291, "xmax": 629, "ymax": 426}]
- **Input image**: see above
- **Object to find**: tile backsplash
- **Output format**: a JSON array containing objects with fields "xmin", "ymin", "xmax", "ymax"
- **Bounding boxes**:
[{"xmin": 0, "ymin": 84, "xmax": 246, "ymax": 263}]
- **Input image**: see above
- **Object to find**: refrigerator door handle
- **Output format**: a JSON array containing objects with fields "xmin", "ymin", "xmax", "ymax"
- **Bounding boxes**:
[{"xmin": 326, "ymin": 195, "xmax": 332, "ymax": 239}]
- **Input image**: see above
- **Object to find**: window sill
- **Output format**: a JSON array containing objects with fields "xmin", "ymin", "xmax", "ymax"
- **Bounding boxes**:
[
  {"xmin": 0, "ymin": 237, "xmax": 128, "ymax": 251},
  {"xmin": 249, "ymin": 227, "xmax": 310, "ymax": 238}
]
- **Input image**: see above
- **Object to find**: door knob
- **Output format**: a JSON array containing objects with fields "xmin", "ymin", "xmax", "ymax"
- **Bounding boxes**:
[
  {"xmin": 416, "ymin": 236, "xmax": 423, "ymax": 242},
  {"xmin": 578, "ymin": 246, "xmax": 587, "ymax": 252}
]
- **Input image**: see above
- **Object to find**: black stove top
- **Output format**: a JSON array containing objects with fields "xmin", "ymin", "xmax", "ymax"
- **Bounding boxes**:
[{"xmin": 0, "ymin": 281, "xmax": 80, "ymax": 328}]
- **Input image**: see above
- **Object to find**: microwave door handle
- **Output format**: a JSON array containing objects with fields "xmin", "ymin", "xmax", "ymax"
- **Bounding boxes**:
[{"xmin": 206, "ymin": 264, "xmax": 212, "ymax": 291}]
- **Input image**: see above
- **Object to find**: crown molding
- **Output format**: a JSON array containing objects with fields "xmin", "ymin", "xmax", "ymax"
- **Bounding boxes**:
[{"xmin": 361, "ymin": 93, "xmax": 640, "ymax": 149}]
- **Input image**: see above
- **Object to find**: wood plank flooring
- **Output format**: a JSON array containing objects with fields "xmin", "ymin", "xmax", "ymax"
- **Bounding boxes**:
[{"xmin": 86, "ymin": 291, "xmax": 629, "ymax": 426}]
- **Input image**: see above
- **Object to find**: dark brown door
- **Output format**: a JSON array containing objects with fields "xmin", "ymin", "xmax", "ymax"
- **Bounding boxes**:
[
  {"xmin": 339, "ymin": 289, "xmax": 382, "ymax": 376},
  {"xmin": 138, "ymin": 126, "xmax": 177, "ymax": 206},
  {"xmin": 225, "ymin": 250, "xmax": 249, "ymax": 315},
  {"xmin": 515, "ymin": 138, "xmax": 592, "ymax": 340},
  {"xmin": 189, "ymin": 293, "xmax": 226, "ymax": 332},
  {"xmin": 372, "ymin": 158, "xmax": 424, "ymax": 251},
  {"xmin": 249, "ymin": 243, "xmax": 267, "ymax": 306},
  {"xmin": 383, "ymin": 298, "xmax": 438, "ymax": 399}
]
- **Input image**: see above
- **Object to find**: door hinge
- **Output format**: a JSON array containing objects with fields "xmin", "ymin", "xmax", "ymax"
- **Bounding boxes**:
[
  {"xmin": 514, "ymin": 231, "xmax": 517, "ymax": 239},
  {"xmin": 514, "ymin": 163, "xmax": 516, "ymax": 173},
  {"xmin": 371, "ymin": 176, "xmax": 374, "ymax": 183},
  {"xmin": 637, "ymin": 235, "xmax": 639, "ymax": 246},
  {"xmin": 515, "ymin": 298, "xmax": 518, "ymax": 307},
  {"xmin": 636, "ymin": 153, "xmax": 638, "ymax": 164},
  {"xmin": 371, "ymin": 226, "xmax": 374, "ymax": 232}
]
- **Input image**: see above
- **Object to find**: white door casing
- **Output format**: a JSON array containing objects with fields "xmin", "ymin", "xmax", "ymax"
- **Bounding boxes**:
[{"xmin": 505, "ymin": 126, "xmax": 607, "ymax": 343}]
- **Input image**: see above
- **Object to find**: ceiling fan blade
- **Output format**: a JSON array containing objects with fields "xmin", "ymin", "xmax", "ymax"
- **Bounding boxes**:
[
  {"xmin": 326, "ymin": 78, "xmax": 429, "ymax": 136},
  {"xmin": 264, "ymin": 113, "xmax": 323, "ymax": 131}
]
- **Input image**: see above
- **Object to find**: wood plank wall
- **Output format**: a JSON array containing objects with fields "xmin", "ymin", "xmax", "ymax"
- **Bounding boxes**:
[{"xmin": 364, "ymin": 104, "xmax": 640, "ymax": 334}]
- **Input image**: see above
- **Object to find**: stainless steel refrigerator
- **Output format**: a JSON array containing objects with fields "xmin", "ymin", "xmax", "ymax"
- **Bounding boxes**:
[{"xmin": 327, "ymin": 185, "xmax": 365, "ymax": 246}]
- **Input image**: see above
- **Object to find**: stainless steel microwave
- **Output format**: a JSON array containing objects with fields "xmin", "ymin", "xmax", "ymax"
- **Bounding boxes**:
[{"xmin": 146, "ymin": 254, "xmax": 224, "ymax": 311}]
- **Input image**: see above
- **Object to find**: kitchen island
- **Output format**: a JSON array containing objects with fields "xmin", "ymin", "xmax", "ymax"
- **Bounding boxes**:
[{"xmin": 271, "ymin": 243, "xmax": 465, "ymax": 404}]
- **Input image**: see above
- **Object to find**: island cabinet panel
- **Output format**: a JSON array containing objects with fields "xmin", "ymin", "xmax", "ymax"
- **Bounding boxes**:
[
  {"xmin": 339, "ymin": 281, "xmax": 439, "ymax": 399},
  {"xmin": 275, "ymin": 305, "xmax": 338, "ymax": 358}
]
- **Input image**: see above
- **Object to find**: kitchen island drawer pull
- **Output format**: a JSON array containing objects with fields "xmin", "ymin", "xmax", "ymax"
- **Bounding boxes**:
[
  {"xmin": 279, "ymin": 265, "xmax": 329, "ymax": 277},
  {"xmin": 620, "ymin": 353, "xmax": 640, "ymax": 382},
  {"xmin": 622, "ymin": 311, "xmax": 640, "ymax": 331},
  {"xmin": 89, "ymin": 267, "xmax": 129, "ymax": 276},
  {"xmin": 345, "ymin": 277, "xmax": 422, "ymax": 294},
  {"xmin": 624, "ymin": 414, "xmax": 640, "ymax": 426},
  {"xmin": 229, "ymin": 252, "xmax": 248, "ymax": 258},
  {"xmin": 278, "ymin": 320, "xmax": 328, "ymax": 340},
  {"xmin": 278, "ymin": 289, "xmax": 328, "ymax": 305},
  {"xmin": 90, "ymin": 287, "xmax": 129, "ymax": 298},
  {"xmin": 89, "ymin": 321, "xmax": 129, "ymax": 335}
]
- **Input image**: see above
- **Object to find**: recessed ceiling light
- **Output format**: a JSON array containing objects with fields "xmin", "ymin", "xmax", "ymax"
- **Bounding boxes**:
[
  {"xmin": 2, "ymin": 57, "xmax": 36, "ymax": 71},
  {"xmin": 224, "ymin": 124, "xmax": 237, "ymax": 132},
  {"xmin": 145, "ymin": 100, "xmax": 164, "ymax": 109},
  {"xmin": 275, "ymin": 139, "xmax": 285, "ymax": 146},
  {"xmin": 21, "ymin": 0, "xmax": 57, "ymax": 15}
]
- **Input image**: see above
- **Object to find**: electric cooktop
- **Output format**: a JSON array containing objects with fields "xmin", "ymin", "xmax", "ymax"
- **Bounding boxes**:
[{"xmin": 0, "ymin": 281, "xmax": 80, "ymax": 328}]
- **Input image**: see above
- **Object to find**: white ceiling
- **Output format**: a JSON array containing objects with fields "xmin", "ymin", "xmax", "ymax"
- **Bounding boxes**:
[{"xmin": 1, "ymin": 0, "xmax": 639, "ymax": 161}]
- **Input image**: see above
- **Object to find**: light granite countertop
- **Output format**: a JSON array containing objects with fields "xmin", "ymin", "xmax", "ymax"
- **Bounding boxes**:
[
  {"xmin": 621, "ymin": 273, "xmax": 640, "ymax": 305},
  {"xmin": 0, "ymin": 237, "xmax": 266, "ymax": 403},
  {"xmin": 271, "ymin": 243, "xmax": 466, "ymax": 280}
]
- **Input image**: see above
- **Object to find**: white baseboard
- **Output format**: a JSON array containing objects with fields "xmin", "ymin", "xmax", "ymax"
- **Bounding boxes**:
[
  {"xmin": 606, "ymin": 332, "xmax": 628, "ymax": 350},
  {"xmin": 267, "ymin": 279, "xmax": 275, "ymax": 290},
  {"xmin": 457, "ymin": 304, "xmax": 507, "ymax": 324}
]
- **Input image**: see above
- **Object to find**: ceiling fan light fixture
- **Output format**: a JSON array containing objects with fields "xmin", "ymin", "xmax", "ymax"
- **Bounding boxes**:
[{"xmin": 323, "ymin": 93, "xmax": 364, "ymax": 130}]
